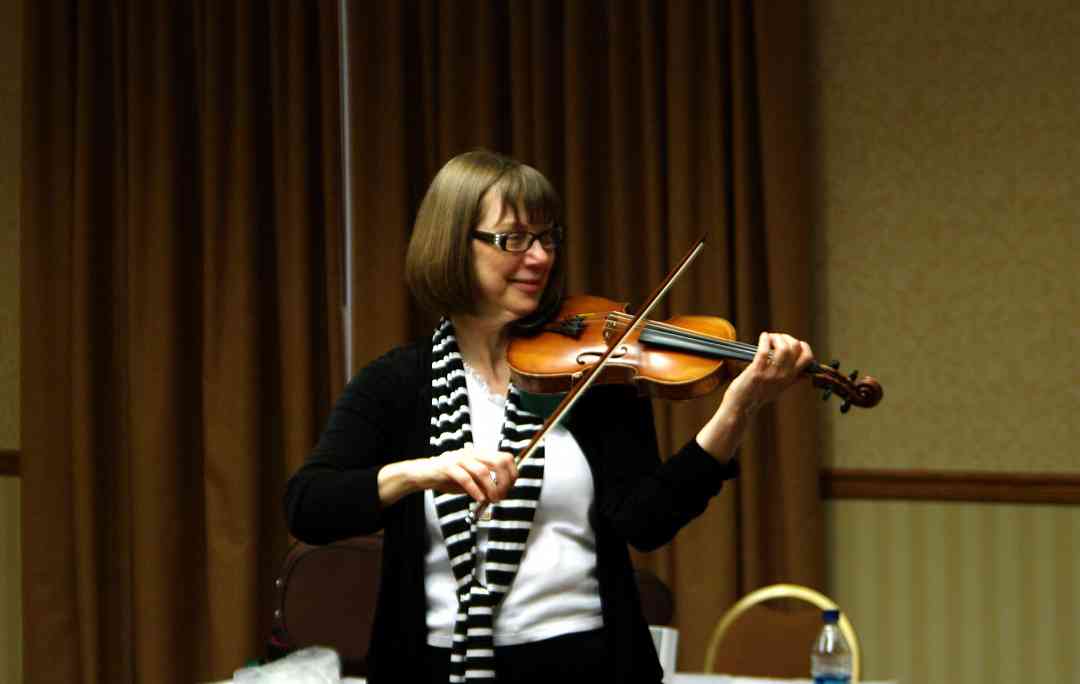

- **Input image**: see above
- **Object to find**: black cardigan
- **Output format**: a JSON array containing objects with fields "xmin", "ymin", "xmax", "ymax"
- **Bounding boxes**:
[{"xmin": 284, "ymin": 339, "xmax": 738, "ymax": 683}]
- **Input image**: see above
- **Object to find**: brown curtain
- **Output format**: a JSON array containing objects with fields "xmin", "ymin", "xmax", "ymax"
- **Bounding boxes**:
[
  {"xmin": 20, "ymin": 0, "xmax": 821, "ymax": 680},
  {"xmin": 343, "ymin": 0, "xmax": 823, "ymax": 671},
  {"xmin": 21, "ymin": 1, "xmax": 343, "ymax": 682}
]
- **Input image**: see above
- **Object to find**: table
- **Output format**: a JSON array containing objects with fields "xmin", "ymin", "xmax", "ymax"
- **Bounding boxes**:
[
  {"xmin": 337, "ymin": 676, "xmax": 897, "ymax": 684},
  {"xmin": 672, "ymin": 676, "xmax": 896, "ymax": 684}
]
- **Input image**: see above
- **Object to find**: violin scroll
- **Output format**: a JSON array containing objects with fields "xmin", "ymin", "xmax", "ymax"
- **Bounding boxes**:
[{"xmin": 809, "ymin": 360, "xmax": 884, "ymax": 413}]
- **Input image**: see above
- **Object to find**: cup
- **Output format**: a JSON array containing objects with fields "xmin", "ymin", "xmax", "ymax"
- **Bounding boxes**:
[{"xmin": 648, "ymin": 626, "xmax": 679, "ymax": 683}]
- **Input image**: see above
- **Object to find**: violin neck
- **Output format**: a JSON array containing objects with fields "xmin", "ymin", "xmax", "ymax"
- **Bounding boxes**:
[
  {"xmin": 638, "ymin": 323, "xmax": 822, "ymax": 373},
  {"xmin": 638, "ymin": 324, "xmax": 756, "ymax": 361}
]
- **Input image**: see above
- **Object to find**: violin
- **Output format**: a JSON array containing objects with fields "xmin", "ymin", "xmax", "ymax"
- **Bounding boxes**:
[
  {"xmin": 508, "ymin": 294, "xmax": 884, "ymax": 413},
  {"xmin": 469, "ymin": 238, "xmax": 881, "ymax": 522}
]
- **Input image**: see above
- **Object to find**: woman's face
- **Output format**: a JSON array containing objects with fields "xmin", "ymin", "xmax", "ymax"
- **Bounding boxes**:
[{"xmin": 469, "ymin": 191, "xmax": 556, "ymax": 327}]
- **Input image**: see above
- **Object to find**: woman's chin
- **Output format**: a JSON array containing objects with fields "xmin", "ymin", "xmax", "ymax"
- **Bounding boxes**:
[
  {"xmin": 471, "ymin": 289, "xmax": 545, "ymax": 327},
  {"xmin": 503, "ymin": 300, "xmax": 541, "ymax": 324}
]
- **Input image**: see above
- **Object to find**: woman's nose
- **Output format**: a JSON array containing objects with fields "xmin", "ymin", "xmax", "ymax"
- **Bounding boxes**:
[{"xmin": 522, "ymin": 238, "xmax": 552, "ymax": 264}]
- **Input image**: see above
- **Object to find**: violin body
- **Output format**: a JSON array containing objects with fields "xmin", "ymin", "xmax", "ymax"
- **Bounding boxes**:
[
  {"xmin": 509, "ymin": 294, "xmax": 883, "ymax": 412},
  {"xmin": 508, "ymin": 295, "xmax": 738, "ymax": 400}
]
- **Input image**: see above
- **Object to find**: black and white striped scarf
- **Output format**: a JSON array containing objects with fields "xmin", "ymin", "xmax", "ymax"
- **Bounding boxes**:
[{"xmin": 429, "ymin": 319, "xmax": 545, "ymax": 683}]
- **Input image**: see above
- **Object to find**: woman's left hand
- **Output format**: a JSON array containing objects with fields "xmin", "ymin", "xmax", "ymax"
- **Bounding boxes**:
[
  {"xmin": 723, "ymin": 332, "xmax": 815, "ymax": 417},
  {"xmin": 695, "ymin": 332, "xmax": 814, "ymax": 459}
]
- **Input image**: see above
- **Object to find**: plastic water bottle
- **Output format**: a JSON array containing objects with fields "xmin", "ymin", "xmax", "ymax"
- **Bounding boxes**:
[{"xmin": 810, "ymin": 609, "xmax": 852, "ymax": 684}]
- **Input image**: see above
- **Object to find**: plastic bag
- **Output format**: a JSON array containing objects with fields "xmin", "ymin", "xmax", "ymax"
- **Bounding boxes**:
[{"xmin": 232, "ymin": 646, "xmax": 341, "ymax": 684}]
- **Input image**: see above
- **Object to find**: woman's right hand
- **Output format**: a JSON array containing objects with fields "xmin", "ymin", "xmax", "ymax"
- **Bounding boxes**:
[
  {"xmin": 415, "ymin": 447, "xmax": 518, "ymax": 502},
  {"xmin": 377, "ymin": 448, "xmax": 518, "ymax": 507}
]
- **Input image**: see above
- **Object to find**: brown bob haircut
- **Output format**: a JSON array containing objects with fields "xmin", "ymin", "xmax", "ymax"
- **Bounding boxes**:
[{"xmin": 405, "ymin": 149, "xmax": 566, "ymax": 331}]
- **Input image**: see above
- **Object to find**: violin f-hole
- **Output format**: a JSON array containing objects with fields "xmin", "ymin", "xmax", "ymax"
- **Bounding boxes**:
[{"xmin": 577, "ymin": 346, "xmax": 629, "ymax": 365}]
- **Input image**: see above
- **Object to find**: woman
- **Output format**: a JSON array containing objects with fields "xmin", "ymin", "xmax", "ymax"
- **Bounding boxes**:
[{"xmin": 284, "ymin": 150, "xmax": 814, "ymax": 683}]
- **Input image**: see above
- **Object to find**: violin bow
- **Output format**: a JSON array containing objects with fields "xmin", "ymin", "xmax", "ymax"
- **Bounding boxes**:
[{"xmin": 470, "ymin": 237, "xmax": 707, "ymax": 523}]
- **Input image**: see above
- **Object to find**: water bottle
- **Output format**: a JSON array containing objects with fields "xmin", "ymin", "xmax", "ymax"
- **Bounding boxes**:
[{"xmin": 810, "ymin": 609, "xmax": 852, "ymax": 684}]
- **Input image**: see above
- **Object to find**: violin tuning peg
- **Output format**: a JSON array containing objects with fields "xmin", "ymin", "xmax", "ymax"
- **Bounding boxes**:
[
  {"xmin": 829, "ymin": 359, "xmax": 841, "ymax": 370},
  {"xmin": 840, "ymin": 401, "xmax": 852, "ymax": 414},
  {"xmin": 821, "ymin": 388, "xmax": 833, "ymax": 402},
  {"xmin": 849, "ymin": 370, "xmax": 859, "ymax": 381}
]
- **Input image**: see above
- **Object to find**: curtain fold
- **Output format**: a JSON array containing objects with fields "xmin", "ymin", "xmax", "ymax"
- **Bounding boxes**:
[
  {"xmin": 21, "ymin": 1, "xmax": 343, "ymax": 681},
  {"xmin": 342, "ymin": 0, "xmax": 822, "ymax": 671}
]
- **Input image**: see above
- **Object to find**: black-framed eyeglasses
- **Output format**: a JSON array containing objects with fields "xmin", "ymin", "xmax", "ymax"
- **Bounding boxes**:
[{"xmin": 471, "ymin": 224, "xmax": 563, "ymax": 253}]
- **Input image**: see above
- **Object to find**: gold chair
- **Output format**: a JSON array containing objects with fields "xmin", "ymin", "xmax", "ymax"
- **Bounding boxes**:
[{"xmin": 703, "ymin": 583, "xmax": 861, "ymax": 683}]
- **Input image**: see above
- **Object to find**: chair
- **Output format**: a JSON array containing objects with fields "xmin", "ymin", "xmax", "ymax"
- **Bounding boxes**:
[
  {"xmin": 269, "ymin": 535, "xmax": 383, "ymax": 677},
  {"xmin": 634, "ymin": 567, "xmax": 679, "ymax": 683},
  {"xmin": 703, "ymin": 583, "xmax": 861, "ymax": 683},
  {"xmin": 634, "ymin": 567, "xmax": 675, "ymax": 626}
]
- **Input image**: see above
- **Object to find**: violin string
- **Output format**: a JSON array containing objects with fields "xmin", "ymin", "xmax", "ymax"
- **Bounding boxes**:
[
  {"xmin": 606, "ymin": 311, "xmax": 749, "ymax": 344},
  {"xmin": 562, "ymin": 311, "xmax": 852, "ymax": 393},
  {"xmin": 647, "ymin": 326, "xmax": 758, "ymax": 361},
  {"xmin": 607, "ymin": 312, "xmax": 760, "ymax": 359},
  {"xmin": 580, "ymin": 311, "xmax": 834, "ymax": 375},
  {"xmin": 607, "ymin": 312, "xmax": 835, "ymax": 377},
  {"xmin": 610, "ymin": 313, "xmax": 757, "ymax": 355}
]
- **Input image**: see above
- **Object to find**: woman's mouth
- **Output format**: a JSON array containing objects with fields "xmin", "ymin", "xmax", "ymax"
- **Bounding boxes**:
[{"xmin": 510, "ymin": 279, "xmax": 543, "ymax": 293}]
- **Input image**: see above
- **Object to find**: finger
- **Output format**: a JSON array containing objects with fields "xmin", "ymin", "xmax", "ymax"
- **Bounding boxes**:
[
  {"xmin": 448, "ymin": 463, "xmax": 487, "ymax": 503},
  {"xmin": 475, "ymin": 451, "xmax": 519, "ymax": 497},
  {"xmin": 459, "ymin": 458, "xmax": 500, "ymax": 501},
  {"xmin": 758, "ymin": 333, "xmax": 784, "ymax": 372},
  {"xmin": 753, "ymin": 331, "xmax": 771, "ymax": 370},
  {"xmin": 775, "ymin": 336, "xmax": 812, "ymax": 375},
  {"xmin": 464, "ymin": 455, "xmax": 501, "ymax": 499},
  {"xmin": 490, "ymin": 451, "xmax": 518, "ymax": 489},
  {"xmin": 795, "ymin": 340, "xmax": 815, "ymax": 372},
  {"xmin": 501, "ymin": 451, "xmax": 519, "ymax": 484},
  {"xmin": 774, "ymin": 334, "xmax": 802, "ymax": 370},
  {"xmin": 777, "ymin": 334, "xmax": 810, "ymax": 374},
  {"xmin": 484, "ymin": 464, "xmax": 510, "ymax": 501}
]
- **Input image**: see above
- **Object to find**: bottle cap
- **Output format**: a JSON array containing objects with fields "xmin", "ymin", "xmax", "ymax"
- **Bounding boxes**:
[{"xmin": 823, "ymin": 609, "xmax": 840, "ymax": 623}]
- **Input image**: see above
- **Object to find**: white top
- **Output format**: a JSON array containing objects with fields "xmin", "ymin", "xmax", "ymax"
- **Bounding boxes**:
[{"xmin": 423, "ymin": 365, "xmax": 604, "ymax": 647}]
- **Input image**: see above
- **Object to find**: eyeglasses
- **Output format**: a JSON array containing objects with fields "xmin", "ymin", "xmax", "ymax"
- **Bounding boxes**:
[{"xmin": 471, "ymin": 225, "xmax": 563, "ymax": 253}]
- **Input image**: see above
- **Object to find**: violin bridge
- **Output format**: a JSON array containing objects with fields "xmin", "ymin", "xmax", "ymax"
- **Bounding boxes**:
[{"xmin": 602, "ymin": 316, "xmax": 619, "ymax": 342}]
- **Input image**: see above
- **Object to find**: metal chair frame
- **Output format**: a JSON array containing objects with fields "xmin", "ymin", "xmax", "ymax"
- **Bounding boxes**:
[{"xmin": 703, "ymin": 583, "xmax": 861, "ymax": 683}]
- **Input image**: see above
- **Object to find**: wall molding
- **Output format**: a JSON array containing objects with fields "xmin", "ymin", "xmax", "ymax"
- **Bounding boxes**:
[
  {"xmin": 5, "ymin": 454, "xmax": 1079, "ymax": 502},
  {"xmin": 0, "ymin": 449, "xmax": 18, "ymax": 477},
  {"xmin": 821, "ymin": 468, "xmax": 1080, "ymax": 505}
]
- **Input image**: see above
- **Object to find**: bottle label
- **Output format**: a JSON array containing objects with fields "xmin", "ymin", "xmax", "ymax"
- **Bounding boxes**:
[{"xmin": 813, "ymin": 677, "xmax": 851, "ymax": 684}]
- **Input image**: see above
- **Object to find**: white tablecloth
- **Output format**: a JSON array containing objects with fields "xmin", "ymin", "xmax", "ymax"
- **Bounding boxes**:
[
  {"xmin": 672, "ymin": 676, "xmax": 896, "ymax": 684},
  {"xmin": 339, "ymin": 676, "xmax": 896, "ymax": 684}
]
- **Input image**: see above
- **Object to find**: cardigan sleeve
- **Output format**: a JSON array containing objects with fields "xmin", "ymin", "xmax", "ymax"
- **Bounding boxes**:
[
  {"xmin": 585, "ymin": 386, "xmax": 739, "ymax": 552},
  {"xmin": 284, "ymin": 344, "xmax": 423, "ymax": 544}
]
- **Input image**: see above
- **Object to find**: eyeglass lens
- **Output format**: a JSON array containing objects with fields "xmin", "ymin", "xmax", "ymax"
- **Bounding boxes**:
[{"xmin": 504, "ymin": 228, "xmax": 559, "ymax": 252}]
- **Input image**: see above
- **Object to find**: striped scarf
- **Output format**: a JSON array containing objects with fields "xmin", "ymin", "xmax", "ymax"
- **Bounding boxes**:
[{"xmin": 429, "ymin": 319, "xmax": 545, "ymax": 683}]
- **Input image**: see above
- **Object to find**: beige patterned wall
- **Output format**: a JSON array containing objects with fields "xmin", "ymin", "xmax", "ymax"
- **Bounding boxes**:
[
  {"xmin": 810, "ymin": 0, "xmax": 1080, "ymax": 474},
  {"xmin": 0, "ymin": 481, "xmax": 20, "ymax": 684},
  {"xmin": 0, "ymin": 0, "xmax": 22, "ymax": 681},
  {"xmin": 828, "ymin": 501, "xmax": 1078, "ymax": 683},
  {"xmin": 811, "ymin": 3, "xmax": 1078, "ymax": 684}
]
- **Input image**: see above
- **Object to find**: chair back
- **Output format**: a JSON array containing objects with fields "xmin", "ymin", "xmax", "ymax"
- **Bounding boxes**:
[
  {"xmin": 634, "ymin": 567, "xmax": 675, "ymax": 625},
  {"xmin": 703, "ymin": 583, "xmax": 860, "ymax": 683},
  {"xmin": 271, "ymin": 536, "xmax": 383, "ymax": 676}
]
